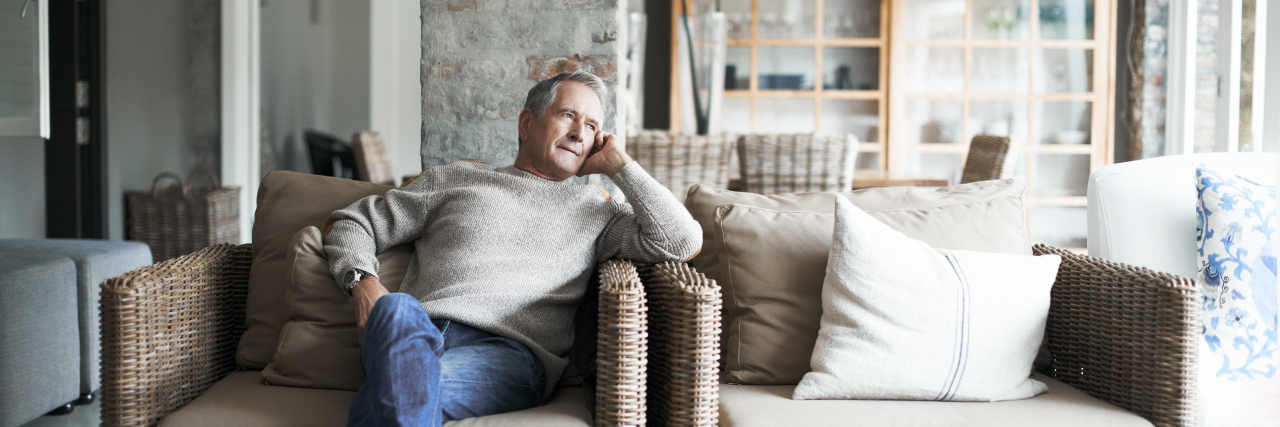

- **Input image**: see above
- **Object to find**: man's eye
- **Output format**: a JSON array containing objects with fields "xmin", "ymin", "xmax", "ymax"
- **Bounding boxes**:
[{"xmin": 587, "ymin": 124, "xmax": 596, "ymax": 131}]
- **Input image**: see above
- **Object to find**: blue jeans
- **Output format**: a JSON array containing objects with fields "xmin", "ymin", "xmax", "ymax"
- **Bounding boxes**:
[{"xmin": 348, "ymin": 293, "xmax": 546, "ymax": 427}]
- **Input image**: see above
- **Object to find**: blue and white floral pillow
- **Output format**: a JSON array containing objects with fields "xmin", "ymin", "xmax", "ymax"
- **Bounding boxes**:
[{"xmin": 1196, "ymin": 164, "xmax": 1277, "ymax": 380}]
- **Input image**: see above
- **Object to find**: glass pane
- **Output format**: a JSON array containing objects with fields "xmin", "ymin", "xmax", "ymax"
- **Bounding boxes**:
[
  {"xmin": 759, "ymin": 0, "xmax": 816, "ymax": 39},
  {"xmin": 971, "ymin": 48, "xmax": 1029, "ymax": 93},
  {"xmin": 1038, "ymin": 0, "xmax": 1094, "ymax": 40},
  {"xmin": 0, "ymin": 6, "xmax": 38, "ymax": 117},
  {"xmin": 721, "ymin": 97, "xmax": 752, "ymax": 133},
  {"xmin": 972, "ymin": 0, "xmax": 1030, "ymax": 39},
  {"xmin": 905, "ymin": 46, "xmax": 964, "ymax": 93},
  {"xmin": 759, "ymin": 46, "xmax": 815, "ymax": 90},
  {"xmin": 821, "ymin": 99, "xmax": 879, "ymax": 142},
  {"xmin": 903, "ymin": 0, "xmax": 966, "ymax": 40},
  {"xmin": 725, "ymin": 46, "xmax": 750, "ymax": 90},
  {"xmin": 1031, "ymin": 206, "xmax": 1087, "ymax": 249},
  {"xmin": 1035, "ymin": 154, "xmax": 1090, "ymax": 197},
  {"xmin": 722, "ymin": 0, "xmax": 752, "ymax": 39},
  {"xmin": 823, "ymin": 47, "xmax": 879, "ymax": 90},
  {"xmin": 755, "ymin": 98, "xmax": 816, "ymax": 133},
  {"xmin": 856, "ymin": 152, "xmax": 880, "ymax": 170},
  {"xmin": 824, "ymin": 0, "xmax": 881, "ymax": 39},
  {"xmin": 906, "ymin": 99, "xmax": 964, "ymax": 144},
  {"xmin": 969, "ymin": 100, "xmax": 1029, "ymax": 144},
  {"xmin": 1035, "ymin": 100, "xmax": 1091, "ymax": 145},
  {"xmin": 1035, "ymin": 48, "xmax": 1093, "ymax": 93},
  {"xmin": 901, "ymin": 152, "xmax": 964, "ymax": 182}
]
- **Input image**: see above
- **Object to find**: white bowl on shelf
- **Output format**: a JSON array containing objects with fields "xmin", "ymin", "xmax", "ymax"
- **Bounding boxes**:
[{"xmin": 1053, "ymin": 130, "xmax": 1088, "ymax": 145}]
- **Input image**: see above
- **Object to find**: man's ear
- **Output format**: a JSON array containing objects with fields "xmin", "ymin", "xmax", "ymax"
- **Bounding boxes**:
[{"xmin": 517, "ymin": 108, "xmax": 533, "ymax": 146}]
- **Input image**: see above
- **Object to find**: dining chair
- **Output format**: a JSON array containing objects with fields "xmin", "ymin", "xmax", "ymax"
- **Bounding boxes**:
[
  {"xmin": 960, "ymin": 134, "xmax": 1012, "ymax": 184},
  {"xmin": 628, "ymin": 131, "xmax": 736, "ymax": 201},
  {"xmin": 737, "ymin": 133, "xmax": 859, "ymax": 194},
  {"xmin": 352, "ymin": 131, "xmax": 395, "ymax": 186}
]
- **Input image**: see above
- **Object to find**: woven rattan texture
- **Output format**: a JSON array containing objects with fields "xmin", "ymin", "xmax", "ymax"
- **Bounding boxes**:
[
  {"xmin": 737, "ymin": 134, "xmax": 858, "ymax": 194},
  {"xmin": 353, "ymin": 131, "xmax": 395, "ymax": 186},
  {"xmin": 1034, "ymin": 244, "xmax": 1198, "ymax": 427},
  {"xmin": 597, "ymin": 260, "xmax": 649, "ymax": 427},
  {"xmin": 644, "ymin": 262, "xmax": 722, "ymax": 427},
  {"xmin": 959, "ymin": 134, "xmax": 1011, "ymax": 184},
  {"xmin": 100, "ymin": 243, "xmax": 252, "ymax": 427},
  {"xmin": 125, "ymin": 179, "xmax": 240, "ymax": 262},
  {"xmin": 629, "ymin": 132, "xmax": 736, "ymax": 197}
]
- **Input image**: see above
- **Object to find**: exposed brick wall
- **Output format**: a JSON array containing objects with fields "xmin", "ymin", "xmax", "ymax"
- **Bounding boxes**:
[{"xmin": 419, "ymin": 0, "xmax": 625, "ymax": 169}]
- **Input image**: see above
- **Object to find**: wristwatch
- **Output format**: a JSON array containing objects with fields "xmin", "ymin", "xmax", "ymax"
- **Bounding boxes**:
[{"xmin": 341, "ymin": 268, "xmax": 374, "ymax": 297}]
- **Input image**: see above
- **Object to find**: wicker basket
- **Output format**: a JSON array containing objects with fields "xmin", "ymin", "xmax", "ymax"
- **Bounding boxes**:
[
  {"xmin": 125, "ymin": 171, "xmax": 240, "ymax": 262},
  {"xmin": 628, "ymin": 132, "xmax": 736, "ymax": 200}
]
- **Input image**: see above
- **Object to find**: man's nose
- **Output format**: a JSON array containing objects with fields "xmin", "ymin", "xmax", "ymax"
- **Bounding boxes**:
[{"xmin": 567, "ymin": 121, "xmax": 582, "ymax": 141}]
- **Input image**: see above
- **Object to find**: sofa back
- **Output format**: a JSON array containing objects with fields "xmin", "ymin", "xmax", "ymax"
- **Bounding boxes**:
[
  {"xmin": 1087, "ymin": 152, "xmax": 1277, "ymax": 279},
  {"xmin": 237, "ymin": 171, "xmax": 395, "ymax": 368}
]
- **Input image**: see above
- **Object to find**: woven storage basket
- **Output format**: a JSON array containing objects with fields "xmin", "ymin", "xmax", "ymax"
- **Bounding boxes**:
[
  {"xmin": 737, "ymin": 133, "xmax": 858, "ymax": 194},
  {"xmin": 125, "ymin": 171, "xmax": 240, "ymax": 262},
  {"xmin": 629, "ymin": 132, "xmax": 736, "ymax": 200}
]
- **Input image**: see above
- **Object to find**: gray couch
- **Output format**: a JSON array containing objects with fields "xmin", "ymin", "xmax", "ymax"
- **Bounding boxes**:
[{"xmin": 0, "ymin": 254, "xmax": 79, "ymax": 427}]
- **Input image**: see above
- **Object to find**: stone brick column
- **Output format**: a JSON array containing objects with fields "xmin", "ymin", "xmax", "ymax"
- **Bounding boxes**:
[{"xmin": 419, "ymin": 0, "xmax": 627, "ymax": 169}]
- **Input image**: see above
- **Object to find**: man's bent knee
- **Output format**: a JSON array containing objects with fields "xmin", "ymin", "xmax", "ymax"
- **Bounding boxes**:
[{"xmin": 364, "ymin": 294, "xmax": 437, "ymax": 346}]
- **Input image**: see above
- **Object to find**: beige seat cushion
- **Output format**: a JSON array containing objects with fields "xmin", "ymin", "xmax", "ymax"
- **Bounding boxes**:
[
  {"xmin": 718, "ymin": 373, "xmax": 1153, "ymax": 427},
  {"xmin": 160, "ymin": 371, "xmax": 592, "ymax": 427},
  {"xmin": 238, "ymin": 171, "xmax": 395, "ymax": 368}
]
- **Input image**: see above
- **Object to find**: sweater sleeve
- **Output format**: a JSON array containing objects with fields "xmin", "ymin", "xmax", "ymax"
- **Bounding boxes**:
[
  {"xmin": 596, "ymin": 161, "xmax": 704, "ymax": 263},
  {"xmin": 324, "ymin": 176, "xmax": 438, "ymax": 284}
]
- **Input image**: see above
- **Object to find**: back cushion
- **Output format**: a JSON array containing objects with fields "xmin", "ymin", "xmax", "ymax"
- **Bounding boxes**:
[
  {"xmin": 237, "ymin": 171, "xmax": 394, "ymax": 368},
  {"xmin": 685, "ymin": 180, "xmax": 1032, "ymax": 384},
  {"xmin": 261, "ymin": 226, "xmax": 411, "ymax": 390}
]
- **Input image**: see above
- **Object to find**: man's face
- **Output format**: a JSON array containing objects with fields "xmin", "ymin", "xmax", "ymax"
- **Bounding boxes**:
[{"xmin": 516, "ymin": 81, "xmax": 604, "ymax": 181}]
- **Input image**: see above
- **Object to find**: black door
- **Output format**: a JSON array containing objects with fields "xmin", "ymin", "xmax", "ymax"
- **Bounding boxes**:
[{"xmin": 45, "ymin": 0, "xmax": 106, "ymax": 239}]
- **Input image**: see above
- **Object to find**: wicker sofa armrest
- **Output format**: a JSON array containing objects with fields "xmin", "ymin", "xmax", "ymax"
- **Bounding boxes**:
[
  {"xmin": 596, "ymin": 259, "xmax": 649, "ymax": 427},
  {"xmin": 99, "ymin": 243, "xmax": 253, "ymax": 427},
  {"xmin": 1034, "ymin": 244, "xmax": 1199, "ymax": 427},
  {"xmin": 644, "ymin": 262, "xmax": 722, "ymax": 427}
]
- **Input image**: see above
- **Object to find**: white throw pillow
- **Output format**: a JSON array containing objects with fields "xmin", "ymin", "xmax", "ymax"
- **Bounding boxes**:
[{"xmin": 793, "ymin": 196, "xmax": 1060, "ymax": 402}]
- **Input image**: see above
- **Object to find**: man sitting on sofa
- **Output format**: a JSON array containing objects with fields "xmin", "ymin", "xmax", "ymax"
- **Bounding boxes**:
[{"xmin": 324, "ymin": 71, "xmax": 702, "ymax": 427}]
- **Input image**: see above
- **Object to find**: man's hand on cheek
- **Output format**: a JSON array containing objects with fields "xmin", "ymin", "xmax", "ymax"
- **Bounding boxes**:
[{"xmin": 576, "ymin": 131, "xmax": 633, "ymax": 177}]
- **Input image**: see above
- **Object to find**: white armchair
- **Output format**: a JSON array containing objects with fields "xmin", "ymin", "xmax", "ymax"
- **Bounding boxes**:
[{"xmin": 1087, "ymin": 152, "xmax": 1279, "ymax": 427}]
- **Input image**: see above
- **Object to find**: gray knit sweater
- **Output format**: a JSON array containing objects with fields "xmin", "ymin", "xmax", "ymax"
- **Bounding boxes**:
[{"xmin": 324, "ymin": 160, "xmax": 702, "ymax": 397}]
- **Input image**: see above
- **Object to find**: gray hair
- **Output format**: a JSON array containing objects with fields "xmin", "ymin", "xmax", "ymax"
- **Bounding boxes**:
[{"xmin": 524, "ymin": 71, "xmax": 610, "ymax": 120}]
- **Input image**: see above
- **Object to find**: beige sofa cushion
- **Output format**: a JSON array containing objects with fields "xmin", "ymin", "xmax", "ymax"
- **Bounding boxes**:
[
  {"xmin": 237, "ymin": 171, "xmax": 395, "ymax": 369},
  {"xmin": 685, "ymin": 179, "xmax": 1032, "ymax": 282},
  {"xmin": 696, "ymin": 180, "xmax": 1033, "ymax": 385},
  {"xmin": 160, "ymin": 371, "xmax": 592, "ymax": 427},
  {"xmin": 260, "ymin": 226, "xmax": 412, "ymax": 391},
  {"xmin": 718, "ymin": 373, "xmax": 1153, "ymax": 427}
]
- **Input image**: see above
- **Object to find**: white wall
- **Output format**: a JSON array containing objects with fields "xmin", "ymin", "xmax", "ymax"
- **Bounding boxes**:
[
  {"xmin": 106, "ymin": 0, "xmax": 193, "ymax": 240},
  {"xmin": 370, "ymin": 0, "xmax": 423, "ymax": 181},
  {"xmin": 260, "ymin": 0, "xmax": 371, "ymax": 175},
  {"xmin": 0, "ymin": 136, "xmax": 44, "ymax": 238}
]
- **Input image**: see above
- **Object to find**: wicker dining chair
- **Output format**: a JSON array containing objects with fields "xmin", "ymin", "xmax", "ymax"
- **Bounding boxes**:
[
  {"xmin": 352, "ymin": 131, "xmax": 396, "ymax": 186},
  {"xmin": 628, "ymin": 132, "xmax": 736, "ymax": 200},
  {"xmin": 99, "ymin": 245, "xmax": 722, "ymax": 427},
  {"xmin": 737, "ymin": 134, "xmax": 859, "ymax": 194},
  {"xmin": 959, "ymin": 134, "xmax": 1012, "ymax": 184}
]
